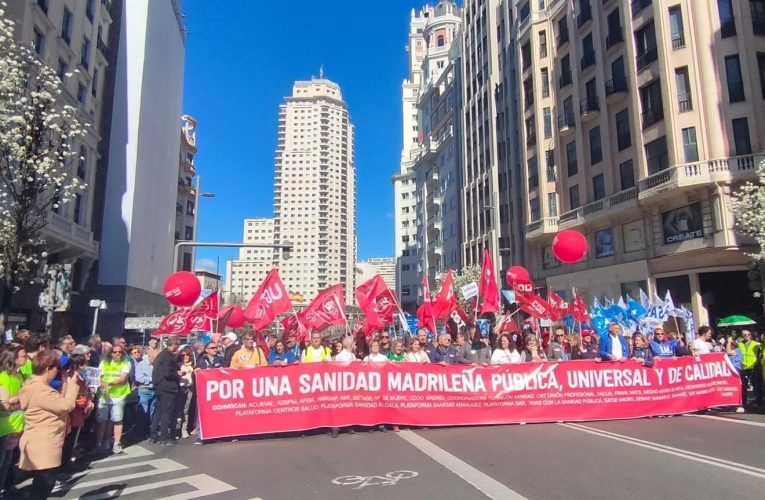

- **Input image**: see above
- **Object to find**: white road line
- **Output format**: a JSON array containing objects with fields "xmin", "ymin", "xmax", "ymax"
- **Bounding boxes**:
[
  {"xmin": 67, "ymin": 474, "xmax": 237, "ymax": 500},
  {"xmin": 560, "ymin": 423, "xmax": 765, "ymax": 480},
  {"xmin": 94, "ymin": 445, "xmax": 155, "ymax": 464},
  {"xmin": 55, "ymin": 458, "xmax": 188, "ymax": 492},
  {"xmin": 686, "ymin": 414, "xmax": 765, "ymax": 428},
  {"xmin": 398, "ymin": 430, "xmax": 527, "ymax": 500}
]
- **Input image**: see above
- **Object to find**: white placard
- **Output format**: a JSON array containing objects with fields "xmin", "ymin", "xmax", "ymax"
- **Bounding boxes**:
[{"xmin": 461, "ymin": 282, "xmax": 479, "ymax": 300}]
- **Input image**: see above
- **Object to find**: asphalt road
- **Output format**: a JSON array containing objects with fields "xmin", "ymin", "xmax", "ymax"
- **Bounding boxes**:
[{"xmin": 46, "ymin": 410, "xmax": 765, "ymax": 499}]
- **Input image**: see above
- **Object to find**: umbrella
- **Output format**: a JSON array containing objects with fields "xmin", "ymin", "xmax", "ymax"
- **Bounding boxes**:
[{"xmin": 717, "ymin": 315, "xmax": 756, "ymax": 326}]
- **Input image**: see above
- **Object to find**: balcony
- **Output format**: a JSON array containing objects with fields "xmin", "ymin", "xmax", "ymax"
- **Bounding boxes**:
[
  {"xmin": 677, "ymin": 92, "xmax": 693, "ymax": 112},
  {"xmin": 558, "ymin": 187, "xmax": 639, "ymax": 229},
  {"xmin": 671, "ymin": 31, "xmax": 685, "ymax": 49},
  {"xmin": 182, "ymin": 159, "xmax": 195, "ymax": 174},
  {"xmin": 558, "ymin": 113, "xmax": 576, "ymax": 135},
  {"xmin": 526, "ymin": 132, "xmax": 537, "ymax": 148},
  {"xmin": 580, "ymin": 97, "xmax": 599, "ymax": 118},
  {"xmin": 559, "ymin": 72, "xmax": 572, "ymax": 89},
  {"xmin": 557, "ymin": 29, "xmax": 569, "ymax": 47},
  {"xmin": 636, "ymin": 48, "xmax": 658, "ymax": 72},
  {"xmin": 641, "ymin": 108, "xmax": 664, "ymax": 129},
  {"xmin": 631, "ymin": 0, "xmax": 651, "ymax": 18},
  {"xmin": 525, "ymin": 217, "xmax": 559, "ymax": 240},
  {"xmin": 580, "ymin": 50, "xmax": 596, "ymax": 71},
  {"xmin": 577, "ymin": 7, "xmax": 592, "ymax": 29},
  {"xmin": 605, "ymin": 78, "xmax": 628, "ymax": 99},
  {"xmin": 426, "ymin": 169, "xmax": 439, "ymax": 188},
  {"xmin": 426, "ymin": 194, "xmax": 442, "ymax": 210},
  {"xmin": 606, "ymin": 30, "xmax": 623, "ymax": 50},
  {"xmin": 43, "ymin": 212, "xmax": 99, "ymax": 258},
  {"xmin": 638, "ymin": 154, "xmax": 762, "ymax": 200}
]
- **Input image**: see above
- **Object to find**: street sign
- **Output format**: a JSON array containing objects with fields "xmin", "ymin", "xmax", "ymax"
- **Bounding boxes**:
[
  {"xmin": 124, "ymin": 316, "xmax": 162, "ymax": 330},
  {"xmin": 461, "ymin": 282, "xmax": 479, "ymax": 300}
]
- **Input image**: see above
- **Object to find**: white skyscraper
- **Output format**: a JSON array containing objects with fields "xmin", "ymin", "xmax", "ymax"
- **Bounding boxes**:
[
  {"xmin": 225, "ymin": 218, "xmax": 274, "ymax": 303},
  {"xmin": 272, "ymin": 78, "xmax": 357, "ymax": 305}
]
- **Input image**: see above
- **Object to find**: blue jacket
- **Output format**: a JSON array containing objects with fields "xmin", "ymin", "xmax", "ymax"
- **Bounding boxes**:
[
  {"xmin": 727, "ymin": 348, "xmax": 743, "ymax": 371},
  {"xmin": 631, "ymin": 346, "xmax": 654, "ymax": 367},
  {"xmin": 650, "ymin": 340, "xmax": 679, "ymax": 358},
  {"xmin": 268, "ymin": 350, "xmax": 297, "ymax": 366},
  {"xmin": 432, "ymin": 345, "xmax": 459, "ymax": 364},
  {"xmin": 599, "ymin": 334, "xmax": 630, "ymax": 360}
]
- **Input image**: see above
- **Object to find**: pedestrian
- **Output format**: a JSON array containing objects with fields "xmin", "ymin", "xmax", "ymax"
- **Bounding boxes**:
[
  {"xmin": 221, "ymin": 333, "xmax": 240, "ymax": 368},
  {"xmin": 134, "ymin": 346, "xmax": 156, "ymax": 439},
  {"xmin": 522, "ymin": 335, "xmax": 547, "ymax": 362},
  {"xmin": 230, "ymin": 334, "xmax": 268, "ymax": 369},
  {"xmin": 726, "ymin": 337, "xmax": 746, "ymax": 413},
  {"xmin": 302, "ymin": 332, "xmax": 333, "ymax": 362},
  {"xmin": 196, "ymin": 342, "xmax": 225, "ymax": 370},
  {"xmin": 18, "ymin": 350, "xmax": 78, "ymax": 498},
  {"xmin": 415, "ymin": 328, "xmax": 435, "ymax": 361},
  {"xmin": 570, "ymin": 331, "xmax": 600, "ymax": 360},
  {"xmin": 269, "ymin": 340, "xmax": 298, "ymax": 366},
  {"xmin": 177, "ymin": 346, "xmax": 196, "ymax": 438},
  {"xmin": 737, "ymin": 329, "xmax": 762, "ymax": 409},
  {"xmin": 599, "ymin": 322, "xmax": 630, "ymax": 361},
  {"xmin": 96, "ymin": 344, "xmax": 131, "ymax": 454},
  {"xmin": 378, "ymin": 333, "xmax": 392, "ymax": 355},
  {"xmin": 631, "ymin": 333, "xmax": 654, "ymax": 367},
  {"xmin": 151, "ymin": 336, "xmax": 181, "ymax": 445},
  {"xmin": 62, "ymin": 354, "xmax": 93, "ymax": 466},
  {"xmin": 432, "ymin": 333, "xmax": 458, "ymax": 365},
  {"xmin": 363, "ymin": 340, "xmax": 388, "ymax": 362},
  {"xmin": 546, "ymin": 328, "xmax": 569, "ymax": 361},
  {"xmin": 0, "ymin": 346, "xmax": 26, "ymax": 497},
  {"xmin": 386, "ymin": 340, "xmax": 406, "ymax": 361},
  {"xmin": 87, "ymin": 335, "xmax": 102, "ymax": 367},
  {"xmin": 333, "ymin": 337, "xmax": 357, "ymax": 362}
]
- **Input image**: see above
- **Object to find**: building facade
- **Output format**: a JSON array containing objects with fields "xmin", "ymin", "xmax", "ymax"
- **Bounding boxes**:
[
  {"xmin": 356, "ymin": 257, "xmax": 397, "ymax": 290},
  {"xmin": 96, "ymin": 0, "xmax": 186, "ymax": 334},
  {"xmin": 225, "ymin": 217, "xmax": 274, "ymax": 304},
  {"xmin": 176, "ymin": 114, "xmax": 198, "ymax": 272},
  {"xmin": 271, "ymin": 78, "xmax": 357, "ymax": 305},
  {"xmin": 515, "ymin": 0, "xmax": 765, "ymax": 326},
  {"xmin": 6, "ymin": 0, "xmax": 116, "ymax": 333},
  {"xmin": 411, "ymin": 1, "xmax": 464, "ymax": 286}
]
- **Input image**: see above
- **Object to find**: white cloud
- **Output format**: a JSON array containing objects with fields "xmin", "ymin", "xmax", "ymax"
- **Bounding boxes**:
[{"xmin": 195, "ymin": 258, "xmax": 218, "ymax": 274}]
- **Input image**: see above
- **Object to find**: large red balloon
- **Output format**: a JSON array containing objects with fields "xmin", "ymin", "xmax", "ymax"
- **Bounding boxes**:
[
  {"xmin": 228, "ymin": 305, "xmax": 247, "ymax": 329},
  {"xmin": 552, "ymin": 229, "xmax": 588, "ymax": 263},
  {"xmin": 163, "ymin": 271, "xmax": 201, "ymax": 307},
  {"xmin": 506, "ymin": 266, "xmax": 530, "ymax": 286}
]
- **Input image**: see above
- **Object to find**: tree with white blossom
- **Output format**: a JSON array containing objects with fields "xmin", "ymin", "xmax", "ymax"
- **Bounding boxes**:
[
  {"xmin": 435, "ymin": 263, "xmax": 482, "ymax": 316},
  {"xmin": 730, "ymin": 160, "xmax": 765, "ymax": 261},
  {"xmin": 0, "ymin": 7, "xmax": 87, "ymax": 319}
]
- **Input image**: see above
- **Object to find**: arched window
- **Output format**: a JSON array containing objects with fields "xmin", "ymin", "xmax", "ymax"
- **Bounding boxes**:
[
  {"xmin": 437, "ymin": 35, "xmax": 445, "ymax": 47},
  {"xmin": 77, "ymin": 146, "xmax": 87, "ymax": 179}
]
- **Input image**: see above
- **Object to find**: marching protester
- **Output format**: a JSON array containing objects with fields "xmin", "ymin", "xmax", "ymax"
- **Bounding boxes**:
[
  {"xmin": 151, "ymin": 336, "xmax": 181, "ymax": 445},
  {"xmin": 221, "ymin": 333, "xmax": 240, "ymax": 368},
  {"xmin": 491, "ymin": 334, "xmax": 522, "ymax": 364},
  {"xmin": 196, "ymin": 341, "xmax": 225, "ymax": 370},
  {"xmin": 334, "ymin": 336, "xmax": 357, "ymax": 362},
  {"xmin": 332, "ymin": 340, "xmax": 343, "ymax": 358},
  {"xmin": 432, "ymin": 333, "xmax": 458, "ymax": 364},
  {"xmin": 546, "ymin": 328, "xmax": 569, "ymax": 361},
  {"xmin": 649, "ymin": 326, "xmax": 680, "ymax": 359},
  {"xmin": 570, "ymin": 331, "xmax": 599, "ymax": 360},
  {"xmin": 18, "ymin": 350, "xmax": 78, "ymax": 498},
  {"xmin": 145, "ymin": 338, "xmax": 161, "ymax": 364},
  {"xmin": 630, "ymin": 334, "xmax": 654, "ymax": 368},
  {"xmin": 134, "ymin": 345, "xmax": 157, "ymax": 440},
  {"xmin": 96, "ymin": 345, "xmax": 131, "ymax": 454},
  {"xmin": 599, "ymin": 322, "xmax": 630, "ymax": 362},
  {"xmin": 404, "ymin": 338, "xmax": 431, "ymax": 363},
  {"xmin": 268, "ymin": 339, "xmax": 298, "ymax": 366},
  {"xmin": 230, "ymin": 334, "xmax": 267, "ymax": 369},
  {"xmin": 0, "ymin": 346, "xmax": 25, "ymax": 496},
  {"xmin": 62, "ymin": 354, "xmax": 93, "ymax": 466},
  {"xmin": 737, "ymin": 329, "xmax": 762, "ymax": 408},
  {"xmin": 21, "ymin": 334, "xmax": 49, "ymax": 380},
  {"xmin": 386, "ymin": 340, "xmax": 406, "ymax": 361},
  {"xmin": 415, "ymin": 329, "xmax": 435, "ymax": 362},
  {"xmin": 177, "ymin": 347, "xmax": 196, "ymax": 438},
  {"xmin": 363, "ymin": 340, "xmax": 388, "ymax": 362},
  {"xmin": 726, "ymin": 337, "xmax": 746, "ymax": 413},
  {"xmin": 302, "ymin": 332, "xmax": 333, "ymax": 362},
  {"xmin": 692, "ymin": 326, "xmax": 714, "ymax": 355},
  {"xmin": 522, "ymin": 335, "xmax": 547, "ymax": 362},
  {"xmin": 378, "ymin": 333, "xmax": 392, "ymax": 355},
  {"xmin": 87, "ymin": 335, "xmax": 102, "ymax": 368}
]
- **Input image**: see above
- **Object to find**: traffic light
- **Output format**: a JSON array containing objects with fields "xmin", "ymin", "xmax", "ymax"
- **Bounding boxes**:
[{"xmin": 747, "ymin": 261, "xmax": 762, "ymax": 292}]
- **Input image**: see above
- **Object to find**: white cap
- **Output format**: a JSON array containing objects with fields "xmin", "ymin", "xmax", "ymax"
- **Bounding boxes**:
[{"xmin": 225, "ymin": 332, "xmax": 238, "ymax": 342}]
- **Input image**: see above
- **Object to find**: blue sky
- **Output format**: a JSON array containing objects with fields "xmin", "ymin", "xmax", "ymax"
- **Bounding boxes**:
[{"xmin": 184, "ymin": 1, "xmax": 424, "ymax": 276}]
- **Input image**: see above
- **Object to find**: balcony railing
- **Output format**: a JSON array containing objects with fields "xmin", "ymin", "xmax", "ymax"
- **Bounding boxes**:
[
  {"xmin": 677, "ymin": 92, "xmax": 693, "ymax": 112},
  {"xmin": 606, "ymin": 29, "xmax": 623, "ymax": 49},
  {"xmin": 671, "ymin": 31, "xmax": 685, "ymax": 49},
  {"xmin": 580, "ymin": 50, "xmax": 596, "ymax": 71},
  {"xmin": 559, "ymin": 72, "xmax": 572, "ymax": 88},
  {"xmin": 631, "ymin": 0, "xmax": 651, "ymax": 17},
  {"xmin": 526, "ymin": 133, "xmax": 537, "ymax": 147},
  {"xmin": 605, "ymin": 78, "xmax": 628, "ymax": 95},
  {"xmin": 525, "ymin": 217, "xmax": 559, "ymax": 239},
  {"xmin": 577, "ymin": 7, "xmax": 592, "ymax": 28},
  {"xmin": 558, "ymin": 113, "xmax": 576, "ymax": 129},
  {"xmin": 557, "ymin": 187, "xmax": 638, "ymax": 228},
  {"xmin": 580, "ymin": 97, "xmax": 599, "ymax": 115},
  {"xmin": 557, "ymin": 28, "xmax": 569, "ymax": 47},
  {"xmin": 636, "ymin": 47, "xmax": 658, "ymax": 71},
  {"xmin": 641, "ymin": 107, "xmax": 664, "ymax": 129}
]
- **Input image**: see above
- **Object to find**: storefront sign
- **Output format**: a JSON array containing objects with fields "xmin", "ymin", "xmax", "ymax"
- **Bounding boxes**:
[
  {"xmin": 196, "ymin": 354, "xmax": 740, "ymax": 439},
  {"xmin": 662, "ymin": 203, "xmax": 703, "ymax": 244}
]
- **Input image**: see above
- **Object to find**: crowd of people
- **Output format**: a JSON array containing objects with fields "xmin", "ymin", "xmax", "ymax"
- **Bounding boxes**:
[{"xmin": 0, "ymin": 320, "xmax": 760, "ymax": 496}]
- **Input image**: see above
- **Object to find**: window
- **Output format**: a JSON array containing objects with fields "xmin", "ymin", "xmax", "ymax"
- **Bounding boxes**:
[
  {"xmin": 682, "ymin": 127, "xmax": 699, "ymax": 162},
  {"xmin": 548, "ymin": 193, "xmax": 558, "ymax": 217},
  {"xmin": 33, "ymin": 28, "xmax": 44, "ymax": 55},
  {"xmin": 437, "ymin": 35, "xmax": 445, "ymax": 47},
  {"xmin": 519, "ymin": 1, "xmax": 531, "ymax": 22},
  {"xmin": 606, "ymin": 8, "xmax": 622, "ymax": 48},
  {"xmin": 563, "ymin": 96, "xmax": 574, "ymax": 125},
  {"xmin": 567, "ymin": 141, "xmax": 578, "ymax": 176},
  {"xmin": 528, "ymin": 156, "xmax": 539, "ymax": 188},
  {"xmin": 62, "ymin": 7, "xmax": 73, "ymax": 44},
  {"xmin": 92, "ymin": 68, "xmax": 99, "ymax": 97},
  {"xmin": 675, "ymin": 67, "xmax": 692, "ymax": 112},
  {"xmin": 758, "ymin": 52, "xmax": 765, "ymax": 98},
  {"xmin": 560, "ymin": 54, "xmax": 572, "ymax": 87},
  {"xmin": 546, "ymin": 150, "xmax": 556, "ymax": 181},
  {"xmin": 619, "ymin": 160, "xmax": 635, "ymax": 190},
  {"xmin": 522, "ymin": 42, "xmax": 532, "ymax": 70},
  {"xmin": 86, "ymin": 0, "xmax": 95, "ymax": 22},
  {"xmin": 73, "ymin": 195, "xmax": 82, "ymax": 224},
  {"xmin": 732, "ymin": 118, "xmax": 752, "ymax": 155},
  {"xmin": 57, "ymin": 59, "xmax": 66, "ymax": 80},
  {"xmin": 81, "ymin": 38, "xmax": 91, "ymax": 69},
  {"xmin": 754, "ymin": 0, "xmax": 765, "ymax": 35},
  {"xmin": 589, "ymin": 126, "xmax": 602, "ymax": 165},
  {"xmin": 583, "ymin": 78, "xmax": 598, "ymax": 113},
  {"xmin": 581, "ymin": 34, "xmax": 595, "ymax": 70},
  {"xmin": 543, "ymin": 107, "xmax": 552, "ymax": 138},
  {"xmin": 77, "ymin": 146, "xmax": 87, "ymax": 179},
  {"xmin": 36, "ymin": 0, "xmax": 48, "ymax": 12},
  {"xmin": 539, "ymin": 30, "xmax": 547, "ymax": 58},
  {"xmin": 541, "ymin": 67, "xmax": 550, "ymax": 97},
  {"xmin": 77, "ymin": 83, "xmax": 86, "ymax": 104},
  {"xmin": 616, "ymin": 108, "xmax": 631, "ymax": 150},
  {"xmin": 402, "ymin": 264, "xmax": 411, "ymax": 271},
  {"xmin": 569, "ymin": 185, "xmax": 581, "ymax": 209},
  {"xmin": 558, "ymin": 18, "xmax": 569, "ymax": 45},
  {"xmin": 526, "ymin": 117, "xmax": 536, "ymax": 146},
  {"xmin": 669, "ymin": 6, "xmax": 685, "ymax": 48},
  {"xmin": 635, "ymin": 22, "xmax": 657, "ymax": 71},
  {"xmin": 725, "ymin": 55, "xmax": 745, "ymax": 102},
  {"xmin": 530, "ymin": 197, "xmax": 540, "ymax": 221},
  {"xmin": 402, "ymin": 286, "xmax": 411, "ymax": 297},
  {"xmin": 524, "ymin": 77, "xmax": 534, "ymax": 108},
  {"xmin": 640, "ymin": 80, "xmax": 664, "ymax": 128},
  {"xmin": 185, "ymin": 226, "xmax": 194, "ymax": 240},
  {"xmin": 186, "ymin": 200, "xmax": 195, "ymax": 215},
  {"xmin": 592, "ymin": 174, "xmax": 606, "ymax": 201},
  {"xmin": 182, "ymin": 253, "xmax": 192, "ymax": 272},
  {"xmin": 718, "ymin": 0, "xmax": 736, "ymax": 37},
  {"xmin": 645, "ymin": 136, "xmax": 669, "ymax": 174}
]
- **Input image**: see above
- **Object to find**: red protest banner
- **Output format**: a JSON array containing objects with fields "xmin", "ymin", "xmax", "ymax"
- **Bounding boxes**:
[{"xmin": 196, "ymin": 353, "xmax": 741, "ymax": 440}]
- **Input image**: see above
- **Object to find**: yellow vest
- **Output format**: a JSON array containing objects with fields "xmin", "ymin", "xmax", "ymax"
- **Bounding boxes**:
[
  {"xmin": 738, "ymin": 341, "xmax": 761, "ymax": 370},
  {"xmin": 303, "ymin": 345, "xmax": 331, "ymax": 362}
]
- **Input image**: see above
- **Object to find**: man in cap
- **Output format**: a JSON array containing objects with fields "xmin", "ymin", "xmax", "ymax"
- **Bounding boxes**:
[{"xmin": 221, "ymin": 332, "xmax": 240, "ymax": 368}]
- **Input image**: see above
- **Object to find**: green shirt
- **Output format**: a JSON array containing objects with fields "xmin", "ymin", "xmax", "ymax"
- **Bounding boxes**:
[
  {"xmin": 19, "ymin": 359, "xmax": 32, "ymax": 381},
  {"xmin": 387, "ymin": 351, "xmax": 405, "ymax": 362},
  {"xmin": 98, "ymin": 359, "xmax": 131, "ymax": 401},
  {"xmin": 0, "ymin": 371, "xmax": 24, "ymax": 436}
]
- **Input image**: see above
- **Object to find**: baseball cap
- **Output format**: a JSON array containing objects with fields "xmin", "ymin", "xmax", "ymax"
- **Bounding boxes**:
[
  {"xmin": 224, "ymin": 332, "xmax": 237, "ymax": 342},
  {"xmin": 581, "ymin": 329, "xmax": 593, "ymax": 337}
]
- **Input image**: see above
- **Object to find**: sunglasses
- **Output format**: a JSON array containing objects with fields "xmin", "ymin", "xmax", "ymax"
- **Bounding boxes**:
[
  {"xmin": 112, "ymin": 351, "xmax": 123, "ymax": 354},
  {"xmin": 206, "ymin": 347, "xmax": 217, "ymax": 351},
  {"xmin": 555, "ymin": 334, "xmax": 565, "ymax": 337}
]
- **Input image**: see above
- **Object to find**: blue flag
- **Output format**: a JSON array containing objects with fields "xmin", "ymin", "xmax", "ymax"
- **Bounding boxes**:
[{"xmin": 627, "ymin": 298, "xmax": 646, "ymax": 322}]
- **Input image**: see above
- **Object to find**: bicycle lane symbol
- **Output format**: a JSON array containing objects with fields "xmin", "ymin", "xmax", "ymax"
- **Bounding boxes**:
[{"xmin": 331, "ymin": 470, "xmax": 419, "ymax": 490}]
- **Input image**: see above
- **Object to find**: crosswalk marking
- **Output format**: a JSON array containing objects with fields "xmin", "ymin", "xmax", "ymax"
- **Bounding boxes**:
[{"xmin": 51, "ymin": 445, "xmax": 239, "ymax": 499}]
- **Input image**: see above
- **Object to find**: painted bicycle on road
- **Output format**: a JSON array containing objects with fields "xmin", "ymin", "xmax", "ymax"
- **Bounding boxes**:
[{"xmin": 332, "ymin": 470, "xmax": 419, "ymax": 489}]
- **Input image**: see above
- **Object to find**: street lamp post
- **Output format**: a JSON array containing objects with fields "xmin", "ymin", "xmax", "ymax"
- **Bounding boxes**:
[
  {"xmin": 89, "ymin": 299, "xmax": 107, "ymax": 336},
  {"xmin": 185, "ymin": 175, "xmax": 216, "ymax": 272}
]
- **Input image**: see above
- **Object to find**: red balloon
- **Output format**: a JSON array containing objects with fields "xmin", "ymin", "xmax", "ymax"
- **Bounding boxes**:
[
  {"xmin": 163, "ymin": 271, "xmax": 201, "ymax": 307},
  {"xmin": 552, "ymin": 229, "xmax": 588, "ymax": 264},
  {"xmin": 506, "ymin": 266, "xmax": 530, "ymax": 286},
  {"xmin": 228, "ymin": 305, "xmax": 247, "ymax": 329}
]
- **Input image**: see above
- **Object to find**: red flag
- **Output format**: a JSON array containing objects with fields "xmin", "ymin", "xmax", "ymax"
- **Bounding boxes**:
[
  {"xmin": 416, "ymin": 302, "xmax": 437, "ymax": 335},
  {"xmin": 479, "ymin": 249, "xmax": 500, "ymax": 314},
  {"xmin": 452, "ymin": 302, "xmax": 474, "ymax": 327},
  {"xmin": 302, "ymin": 284, "xmax": 347, "ymax": 331},
  {"xmin": 496, "ymin": 314, "xmax": 519, "ymax": 333},
  {"xmin": 243, "ymin": 269, "xmax": 292, "ymax": 330},
  {"xmin": 186, "ymin": 291, "xmax": 219, "ymax": 331},
  {"xmin": 281, "ymin": 314, "xmax": 309, "ymax": 344},
  {"xmin": 432, "ymin": 270, "xmax": 456, "ymax": 319},
  {"xmin": 154, "ymin": 308, "xmax": 192, "ymax": 335},
  {"xmin": 421, "ymin": 274, "xmax": 432, "ymax": 302},
  {"xmin": 548, "ymin": 291, "xmax": 570, "ymax": 321},
  {"xmin": 572, "ymin": 293, "xmax": 590, "ymax": 322},
  {"xmin": 520, "ymin": 294, "xmax": 553, "ymax": 319},
  {"xmin": 254, "ymin": 329, "xmax": 270, "ymax": 358},
  {"xmin": 372, "ymin": 289, "xmax": 398, "ymax": 323},
  {"xmin": 355, "ymin": 275, "xmax": 388, "ymax": 311},
  {"xmin": 513, "ymin": 278, "xmax": 535, "ymax": 302}
]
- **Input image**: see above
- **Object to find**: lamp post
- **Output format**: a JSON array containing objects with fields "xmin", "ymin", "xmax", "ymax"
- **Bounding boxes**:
[
  {"xmin": 89, "ymin": 299, "xmax": 107, "ymax": 336},
  {"xmin": 186, "ymin": 175, "xmax": 216, "ymax": 271}
]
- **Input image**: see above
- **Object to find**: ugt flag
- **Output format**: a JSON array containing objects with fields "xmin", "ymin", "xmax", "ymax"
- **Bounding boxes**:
[
  {"xmin": 479, "ymin": 249, "xmax": 500, "ymax": 314},
  {"xmin": 244, "ymin": 269, "xmax": 292, "ymax": 330}
]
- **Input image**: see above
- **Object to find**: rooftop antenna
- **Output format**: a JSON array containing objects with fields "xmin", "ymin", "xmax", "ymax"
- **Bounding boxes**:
[{"xmin": 319, "ymin": 64, "xmax": 324, "ymax": 79}]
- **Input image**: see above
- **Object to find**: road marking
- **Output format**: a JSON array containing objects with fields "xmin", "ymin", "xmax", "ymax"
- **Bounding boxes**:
[
  {"xmin": 332, "ymin": 470, "xmax": 418, "ymax": 489},
  {"xmin": 56, "ymin": 458, "xmax": 188, "ymax": 491},
  {"xmin": 560, "ymin": 423, "xmax": 765, "ymax": 479},
  {"xmin": 64, "ymin": 474, "xmax": 237, "ymax": 500},
  {"xmin": 95, "ymin": 444, "xmax": 155, "ymax": 463},
  {"xmin": 687, "ymin": 414, "xmax": 765, "ymax": 428},
  {"xmin": 398, "ymin": 430, "xmax": 526, "ymax": 500}
]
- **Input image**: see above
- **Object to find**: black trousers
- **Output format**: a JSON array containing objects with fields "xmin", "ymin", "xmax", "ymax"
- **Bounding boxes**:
[
  {"xmin": 741, "ymin": 368, "xmax": 763, "ymax": 407},
  {"xmin": 152, "ymin": 390, "xmax": 178, "ymax": 441},
  {"xmin": 29, "ymin": 468, "xmax": 57, "ymax": 498}
]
